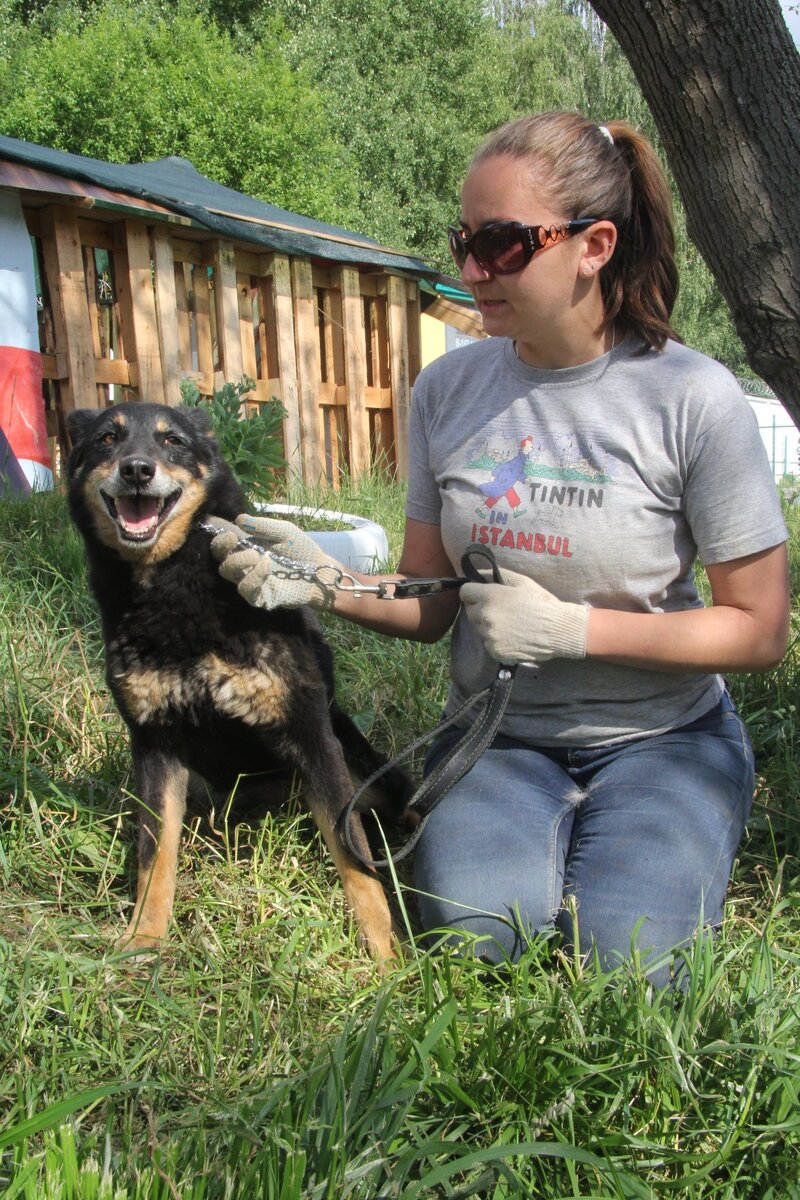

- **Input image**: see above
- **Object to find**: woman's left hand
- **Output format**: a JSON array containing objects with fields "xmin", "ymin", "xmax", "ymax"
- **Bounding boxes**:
[{"xmin": 461, "ymin": 568, "xmax": 589, "ymax": 666}]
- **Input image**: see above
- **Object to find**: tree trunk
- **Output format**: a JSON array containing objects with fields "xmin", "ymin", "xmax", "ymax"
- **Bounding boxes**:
[{"xmin": 589, "ymin": 0, "xmax": 800, "ymax": 421}]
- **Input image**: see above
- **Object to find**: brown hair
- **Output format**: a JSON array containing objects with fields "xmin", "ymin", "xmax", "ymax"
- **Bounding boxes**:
[{"xmin": 472, "ymin": 111, "xmax": 680, "ymax": 351}]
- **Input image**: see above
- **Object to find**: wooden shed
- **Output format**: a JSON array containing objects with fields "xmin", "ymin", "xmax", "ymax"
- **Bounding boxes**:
[{"xmin": 0, "ymin": 135, "xmax": 449, "ymax": 485}]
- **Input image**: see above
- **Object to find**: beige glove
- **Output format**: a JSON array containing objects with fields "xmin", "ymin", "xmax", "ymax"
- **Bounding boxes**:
[
  {"xmin": 460, "ymin": 567, "xmax": 589, "ymax": 667},
  {"xmin": 207, "ymin": 514, "xmax": 344, "ymax": 611}
]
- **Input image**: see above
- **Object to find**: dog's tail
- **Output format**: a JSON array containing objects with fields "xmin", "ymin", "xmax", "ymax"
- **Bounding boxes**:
[{"xmin": 330, "ymin": 702, "xmax": 414, "ymax": 818}]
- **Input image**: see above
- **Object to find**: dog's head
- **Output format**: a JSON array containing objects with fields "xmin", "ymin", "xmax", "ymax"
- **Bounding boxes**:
[{"xmin": 67, "ymin": 402, "xmax": 231, "ymax": 563}]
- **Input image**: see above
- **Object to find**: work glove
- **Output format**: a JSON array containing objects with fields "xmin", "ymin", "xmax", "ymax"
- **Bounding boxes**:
[
  {"xmin": 206, "ymin": 514, "xmax": 343, "ymax": 611},
  {"xmin": 460, "ymin": 567, "xmax": 589, "ymax": 667}
]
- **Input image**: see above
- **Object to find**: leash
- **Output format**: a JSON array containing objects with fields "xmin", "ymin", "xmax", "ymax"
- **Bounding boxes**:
[
  {"xmin": 200, "ymin": 520, "xmax": 517, "ymax": 870},
  {"xmin": 338, "ymin": 544, "xmax": 518, "ymax": 870},
  {"xmin": 201, "ymin": 519, "xmax": 470, "ymax": 600}
]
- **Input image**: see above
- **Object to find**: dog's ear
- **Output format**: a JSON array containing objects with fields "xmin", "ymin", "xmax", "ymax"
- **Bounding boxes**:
[
  {"xmin": 180, "ymin": 406, "xmax": 214, "ymax": 436},
  {"xmin": 66, "ymin": 409, "xmax": 102, "ymax": 448}
]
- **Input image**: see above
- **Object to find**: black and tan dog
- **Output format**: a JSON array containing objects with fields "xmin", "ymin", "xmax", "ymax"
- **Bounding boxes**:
[{"xmin": 66, "ymin": 401, "xmax": 411, "ymax": 963}]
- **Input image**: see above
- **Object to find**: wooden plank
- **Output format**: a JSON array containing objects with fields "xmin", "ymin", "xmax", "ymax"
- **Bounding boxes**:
[
  {"xmin": 247, "ymin": 378, "xmax": 282, "ymax": 404},
  {"xmin": 291, "ymin": 257, "xmax": 326, "ymax": 483},
  {"xmin": 171, "ymin": 239, "xmax": 206, "ymax": 266},
  {"xmin": 83, "ymin": 245, "xmax": 104, "ymax": 361},
  {"xmin": 237, "ymin": 271, "xmax": 258, "ymax": 382},
  {"xmin": 331, "ymin": 406, "xmax": 347, "ymax": 481},
  {"xmin": 174, "ymin": 262, "xmax": 193, "ymax": 378},
  {"xmin": 39, "ymin": 206, "xmax": 97, "ymax": 413},
  {"xmin": 40, "ymin": 353, "xmax": 67, "ymax": 380},
  {"xmin": 336, "ymin": 265, "xmax": 370, "ymax": 476},
  {"xmin": 211, "ymin": 240, "xmax": 244, "ymax": 384},
  {"xmin": 321, "ymin": 288, "xmax": 345, "ymax": 398},
  {"xmin": 124, "ymin": 221, "xmax": 165, "ymax": 403},
  {"xmin": 192, "ymin": 264, "xmax": 215, "ymax": 386},
  {"xmin": 271, "ymin": 254, "xmax": 302, "ymax": 476},
  {"xmin": 77, "ymin": 219, "xmax": 116, "ymax": 251},
  {"xmin": 152, "ymin": 228, "xmax": 182, "ymax": 404},
  {"xmin": 371, "ymin": 409, "xmax": 395, "ymax": 467},
  {"xmin": 42, "ymin": 350, "xmax": 134, "ymax": 387},
  {"xmin": 311, "ymin": 264, "xmax": 333, "ymax": 290},
  {"xmin": 403, "ymin": 280, "xmax": 422, "ymax": 480},
  {"xmin": 364, "ymin": 296, "xmax": 376, "ymax": 388},
  {"xmin": 320, "ymin": 406, "xmax": 342, "ymax": 483},
  {"xmin": 94, "ymin": 358, "xmax": 133, "ymax": 385},
  {"xmin": 358, "ymin": 274, "xmax": 380, "ymax": 297},
  {"xmin": 364, "ymin": 386, "xmax": 393, "ymax": 410},
  {"xmin": 234, "ymin": 249, "xmax": 261, "ymax": 277},
  {"xmin": 234, "ymin": 248, "xmax": 275, "ymax": 277},
  {"xmin": 376, "ymin": 295, "xmax": 390, "ymax": 387},
  {"xmin": 317, "ymin": 381, "xmax": 347, "ymax": 405},
  {"xmin": 387, "ymin": 273, "xmax": 411, "ymax": 478},
  {"xmin": 110, "ymin": 226, "xmax": 131, "ymax": 376},
  {"xmin": 22, "ymin": 207, "xmax": 42, "ymax": 237}
]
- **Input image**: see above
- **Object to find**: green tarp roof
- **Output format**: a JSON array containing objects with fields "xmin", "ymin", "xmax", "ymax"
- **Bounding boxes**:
[{"xmin": 0, "ymin": 133, "xmax": 440, "ymax": 278}]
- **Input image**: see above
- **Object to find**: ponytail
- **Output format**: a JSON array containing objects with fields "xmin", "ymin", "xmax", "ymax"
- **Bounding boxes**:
[
  {"xmin": 600, "ymin": 121, "xmax": 680, "ymax": 350},
  {"xmin": 473, "ymin": 112, "xmax": 681, "ymax": 351}
]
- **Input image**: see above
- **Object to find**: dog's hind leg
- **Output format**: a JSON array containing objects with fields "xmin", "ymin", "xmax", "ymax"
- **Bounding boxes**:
[
  {"xmin": 116, "ymin": 743, "xmax": 188, "ymax": 957},
  {"xmin": 309, "ymin": 798, "xmax": 398, "ymax": 967},
  {"xmin": 329, "ymin": 702, "xmax": 414, "ymax": 819},
  {"xmin": 303, "ymin": 735, "xmax": 397, "ymax": 967}
]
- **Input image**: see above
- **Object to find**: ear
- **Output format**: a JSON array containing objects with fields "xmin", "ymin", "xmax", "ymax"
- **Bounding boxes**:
[
  {"xmin": 66, "ymin": 408, "xmax": 102, "ymax": 447},
  {"xmin": 577, "ymin": 220, "xmax": 618, "ymax": 280},
  {"xmin": 181, "ymin": 405, "xmax": 214, "ymax": 436}
]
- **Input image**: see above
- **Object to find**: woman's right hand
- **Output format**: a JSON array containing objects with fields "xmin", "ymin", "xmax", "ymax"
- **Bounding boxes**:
[{"xmin": 207, "ymin": 515, "xmax": 342, "ymax": 610}]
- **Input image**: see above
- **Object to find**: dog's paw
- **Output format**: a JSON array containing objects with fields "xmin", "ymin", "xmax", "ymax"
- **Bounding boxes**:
[{"xmin": 111, "ymin": 928, "xmax": 164, "ymax": 962}]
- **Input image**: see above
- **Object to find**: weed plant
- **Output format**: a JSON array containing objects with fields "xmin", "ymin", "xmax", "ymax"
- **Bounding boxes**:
[{"xmin": 1, "ymin": 482, "xmax": 799, "ymax": 1198}]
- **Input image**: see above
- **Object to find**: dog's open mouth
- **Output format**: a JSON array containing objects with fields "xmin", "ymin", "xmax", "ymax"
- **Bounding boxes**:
[{"xmin": 102, "ymin": 490, "xmax": 182, "ymax": 541}]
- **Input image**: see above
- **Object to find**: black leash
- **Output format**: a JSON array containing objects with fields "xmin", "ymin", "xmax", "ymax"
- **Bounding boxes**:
[{"xmin": 340, "ymin": 543, "xmax": 518, "ymax": 870}]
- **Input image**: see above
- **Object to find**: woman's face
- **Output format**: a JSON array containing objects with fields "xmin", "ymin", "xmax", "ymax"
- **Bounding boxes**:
[{"xmin": 458, "ymin": 154, "xmax": 599, "ymax": 364}]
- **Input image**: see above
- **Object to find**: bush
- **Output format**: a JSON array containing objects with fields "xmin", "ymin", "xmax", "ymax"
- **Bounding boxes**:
[{"xmin": 180, "ymin": 376, "xmax": 287, "ymax": 505}]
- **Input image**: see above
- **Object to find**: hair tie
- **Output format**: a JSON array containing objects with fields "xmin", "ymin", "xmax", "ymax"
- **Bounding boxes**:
[{"xmin": 599, "ymin": 125, "xmax": 614, "ymax": 145}]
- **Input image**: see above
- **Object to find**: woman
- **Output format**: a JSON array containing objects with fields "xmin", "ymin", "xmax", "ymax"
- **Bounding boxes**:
[{"xmin": 212, "ymin": 112, "xmax": 789, "ymax": 984}]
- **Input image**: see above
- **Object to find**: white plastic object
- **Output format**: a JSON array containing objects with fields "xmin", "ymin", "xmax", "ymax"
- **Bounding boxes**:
[{"xmin": 256, "ymin": 503, "xmax": 390, "ymax": 572}]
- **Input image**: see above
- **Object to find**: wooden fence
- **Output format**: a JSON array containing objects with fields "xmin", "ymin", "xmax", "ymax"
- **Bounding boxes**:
[{"xmin": 22, "ymin": 201, "xmax": 422, "ymax": 484}]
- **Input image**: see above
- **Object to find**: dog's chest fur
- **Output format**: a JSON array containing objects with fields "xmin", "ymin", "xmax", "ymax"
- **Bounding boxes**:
[{"xmin": 96, "ymin": 542, "xmax": 314, "ymax": 731}]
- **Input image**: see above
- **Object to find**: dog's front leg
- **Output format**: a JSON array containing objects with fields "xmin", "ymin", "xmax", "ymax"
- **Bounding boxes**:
[{"xmin": 116, "ymin": 740, "xmax": 188, "ymax": 956}]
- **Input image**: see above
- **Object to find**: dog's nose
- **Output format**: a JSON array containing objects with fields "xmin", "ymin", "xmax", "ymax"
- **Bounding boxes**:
[{"xmin": 119, "ymin": 456, "xmax": 156, "ymax": 485}]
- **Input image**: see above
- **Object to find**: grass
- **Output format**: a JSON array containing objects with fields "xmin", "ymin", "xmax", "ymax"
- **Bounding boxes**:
[{"xmin": 1, "ymin": 479, "xmax": 799, "ymax": 1198}]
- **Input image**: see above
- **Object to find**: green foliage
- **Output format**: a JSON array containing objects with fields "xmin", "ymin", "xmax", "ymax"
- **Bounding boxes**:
[
  {"xmin": 0, "ymin": 0, "xmax": 360, "ymax": 225},
  {"xmin": 273, "ymin": 0, "xmax": 512, "ymax": 267},
  {"xmin": 180, "ymin": 376, "xmax": 288, "ymax": 506}
]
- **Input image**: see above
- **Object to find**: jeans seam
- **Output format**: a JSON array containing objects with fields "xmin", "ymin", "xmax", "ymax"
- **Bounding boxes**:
[{"xmin": 548, "ymin": 796, "xmax": 580, "ymax": 923}]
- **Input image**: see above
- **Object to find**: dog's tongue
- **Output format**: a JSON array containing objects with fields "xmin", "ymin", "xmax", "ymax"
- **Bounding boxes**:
[{"xmin": 116, "ymin": 495, "xmax": 159, "ymax": 533}]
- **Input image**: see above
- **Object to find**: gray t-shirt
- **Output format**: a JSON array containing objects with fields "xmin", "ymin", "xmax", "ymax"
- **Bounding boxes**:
[{"xmin": 406, "ymin": 335, "xmax": 787, "ymax": 746}]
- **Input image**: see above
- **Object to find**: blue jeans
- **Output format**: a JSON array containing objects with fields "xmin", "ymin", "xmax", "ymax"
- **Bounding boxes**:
[{"xmin": 413, "ymin": 692, "xmax": 754, "ymax": 985}]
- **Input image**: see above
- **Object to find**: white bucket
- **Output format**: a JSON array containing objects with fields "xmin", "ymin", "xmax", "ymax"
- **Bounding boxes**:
[{"xmin": 257, "ymin": 503, "xmax": 390, "ymax": 572}]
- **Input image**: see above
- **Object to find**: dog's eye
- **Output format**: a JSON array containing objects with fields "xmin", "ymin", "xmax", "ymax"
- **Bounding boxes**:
[
  {"xmin": 163, "ymin": 433, "xmax": 185, "ymax": 448},
  {"xmin": 97, "ymin": 430, "xmax": 117, "ymax": 446}
]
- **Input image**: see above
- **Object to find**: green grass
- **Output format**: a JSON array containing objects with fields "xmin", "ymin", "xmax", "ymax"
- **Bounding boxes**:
[{"xmin": 1, "ymin": 483, "xmax": 799, "ymax": 1198}]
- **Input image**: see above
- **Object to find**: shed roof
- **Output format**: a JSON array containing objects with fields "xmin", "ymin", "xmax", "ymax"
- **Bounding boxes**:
[{"xmin": 0, "ymin": 133, "xmax": 439, "ymax": 278}]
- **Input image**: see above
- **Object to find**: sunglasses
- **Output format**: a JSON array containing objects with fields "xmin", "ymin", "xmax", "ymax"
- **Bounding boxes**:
[{"xmin": 448, "ymin": 218, "xmax": 600, "ymax": 276}]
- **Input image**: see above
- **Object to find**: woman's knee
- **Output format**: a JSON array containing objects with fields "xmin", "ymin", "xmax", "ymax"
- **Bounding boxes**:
[{"xmin": 413, "ymin": 750, "xmax": 577, "ymax": 957}]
